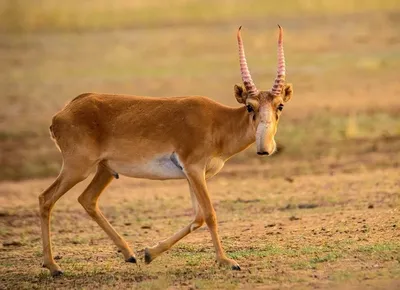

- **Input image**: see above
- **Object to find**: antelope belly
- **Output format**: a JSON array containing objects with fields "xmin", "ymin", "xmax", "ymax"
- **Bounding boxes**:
[{"xmin": 106, "ymin": 155, "xmax": 186, "ymax": 180}]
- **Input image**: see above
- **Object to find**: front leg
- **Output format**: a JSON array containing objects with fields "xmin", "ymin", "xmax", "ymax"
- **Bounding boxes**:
[
  {"xmin": 144, "ymin": 182, "xmax": 204, "ymax": 263},
  {"xmin": 185, "ymin": 166, "xmax": 240, "ymax": 270}
]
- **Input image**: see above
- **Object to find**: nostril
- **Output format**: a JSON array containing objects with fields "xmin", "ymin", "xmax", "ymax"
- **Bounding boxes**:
[{"xmin": 257, "ymin": 151, "xmax": 269, "ymax": 156}]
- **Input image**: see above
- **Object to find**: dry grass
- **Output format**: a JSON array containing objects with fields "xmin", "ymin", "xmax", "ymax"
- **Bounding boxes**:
[
  {"xmin": 0, "ymin": 1, "xmax": 400, "ymax": 289},
  {"xmin": 1, "ymin": 0, "xmax": 399, "ymax": 32}
]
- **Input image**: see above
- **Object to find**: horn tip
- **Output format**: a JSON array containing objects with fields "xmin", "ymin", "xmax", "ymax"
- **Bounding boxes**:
[{"xmin": 237, "ymin": 26, "xmax": 242, "ymax": 38}]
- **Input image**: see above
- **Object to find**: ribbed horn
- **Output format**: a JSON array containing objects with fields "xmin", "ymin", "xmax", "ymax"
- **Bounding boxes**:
[
  {"xmin": 237, "ymin": 26, "xmax": 259, "ymax": 96},
  {"xmin": 271, "ymin": 25, "xmax": 286, "ymax": 96}
]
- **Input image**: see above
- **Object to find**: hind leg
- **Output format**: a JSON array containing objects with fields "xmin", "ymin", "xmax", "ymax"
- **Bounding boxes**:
[
  {"xmin": 78, "ymin": 164, "xmax": 136, "ymax": 263},
  {"xmin": 39, "ymin": 160, "xmax": 94, "ymax": 276}
]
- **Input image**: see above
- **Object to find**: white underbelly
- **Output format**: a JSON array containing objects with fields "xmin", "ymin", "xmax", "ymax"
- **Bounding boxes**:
[
  {"xmin": 106, "ymin": 155, "xmax": 186, "ymax": 180},
  {"xmin": 106, "ymin": 155, "xmax": 225, "ymax": 180}
]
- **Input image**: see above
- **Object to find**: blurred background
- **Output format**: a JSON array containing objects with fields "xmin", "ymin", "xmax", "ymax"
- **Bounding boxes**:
[{"xmin": 0, "ymin": 0, "xmax": 399, "ymax": 181}]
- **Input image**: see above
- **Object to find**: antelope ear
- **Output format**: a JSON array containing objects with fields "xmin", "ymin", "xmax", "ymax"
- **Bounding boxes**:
[
  {"xmin": 234, "ymin": 84, "xmax": 246, "ymax": 104},
  {"xmin": 283, "ymin": 83, "xmax": 293, "ymax": 103}
]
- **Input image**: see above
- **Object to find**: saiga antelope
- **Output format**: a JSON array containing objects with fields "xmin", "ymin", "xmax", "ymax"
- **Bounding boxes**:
[{"xmin": 39, "ymin": 26, "xmax": 293, "ymax": 276}]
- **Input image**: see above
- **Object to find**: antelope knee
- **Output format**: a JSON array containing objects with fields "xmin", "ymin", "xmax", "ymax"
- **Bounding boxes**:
[
  {"xmin": 204, "ymin": 212, "xmax": 217, "ymax": 226},
  {"xmin": 190, "ymin": 219, "xmax": 204, "ymax": 232},
  {"xmin": 38, "ymin": 195, "xmax": 51, "ymax": 217},
  {"xmin": 78, "ymin": 196, "xmax": 97, "ymax": 215}
]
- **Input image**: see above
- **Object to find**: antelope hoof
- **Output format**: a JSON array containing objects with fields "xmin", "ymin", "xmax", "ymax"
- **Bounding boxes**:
[
  {"xmin": 232, "ymin": 264, "xmax": 241, "ymax": 271},
  {"xmin": 125, "ymin": 256, "xmax": 137, "ymax": 263},
  {"xmin": 51, "ymin": 269, "xmax": 64, "ymax": 277},
  {"xmin": 43, "ymin": 263, "xmax": 64, "ymax": 277},
  {"xmin": 144, "ymin": 248, "xmax": 153, "ymax": 264},
  {"xmin": 218, "ymin": 257, "xmax": 241, "ymax": 271}
]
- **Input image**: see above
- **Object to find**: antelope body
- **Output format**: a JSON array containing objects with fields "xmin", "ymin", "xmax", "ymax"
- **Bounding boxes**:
[{"xmin": 39, "ymin": 26, "xmax": 293, "ymax": 276}]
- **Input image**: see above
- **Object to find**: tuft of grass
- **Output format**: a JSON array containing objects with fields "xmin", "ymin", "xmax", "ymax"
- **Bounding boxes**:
[
  {"xmin": 357, "ymin": 243, "xmax": 400, "ymax": 253},
  {"xmin": 356, "ymin": 242, "xmax": 400, "ymax": 261},
  {"xmin": 229, "ymin": 244, "xmax": 283, "ymax": 259},
  {"xmin": 309, "ymin": 252, "xmax": 341, "ymax": 264},
  {"xmin": 291, "ymin": 260, "xmax": 316, "ymax": 270}
]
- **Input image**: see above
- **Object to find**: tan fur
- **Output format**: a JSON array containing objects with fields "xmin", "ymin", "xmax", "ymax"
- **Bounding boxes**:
[
  {"xmin": 51, "ymin": 94, "xmax": 254, "ymax": 166},
  {"xmin": 39, "ymin": 85, "xmax": 293, "ymax": 276}
]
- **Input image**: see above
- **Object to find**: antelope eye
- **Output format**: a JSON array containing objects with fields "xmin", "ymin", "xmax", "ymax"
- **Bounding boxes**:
[
  {"xmin": 278, "ymin": 104, "xmax": 284, "ymax": 111},
  {"xmin": 246, "ymin": 105, "xmax": 254, "ymax": 113}
]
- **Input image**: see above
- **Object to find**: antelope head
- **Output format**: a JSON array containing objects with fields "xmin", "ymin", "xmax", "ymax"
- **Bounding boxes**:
[{"xmin": 234, "ymin": 25, "xmax": 293, "ymax": 156}]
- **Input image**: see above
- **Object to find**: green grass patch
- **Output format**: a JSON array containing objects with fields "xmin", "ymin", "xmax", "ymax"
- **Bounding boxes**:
[
  {"xmin": 309, "ymin": 252, "xmax": 341, "ymax": 264},
  {"xmin": 356, "ymin": 242, "xmax": 400, "ymax": 261},
  {"xmin": 291, "ymin": 260, "xmax": 316, "ymax": 270},
  {"xmin": 357, "ymin": 243, "xmax": 400, "ymax": 253},
  {"xmin": 229, "ymin": 244, "xmax": 283, "ymax": 259}
]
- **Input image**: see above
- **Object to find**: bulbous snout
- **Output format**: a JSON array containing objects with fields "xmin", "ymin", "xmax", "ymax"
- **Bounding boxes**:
[{"xmin": 256, "ymin": 123, "xmax": 276, "ymax": 156}]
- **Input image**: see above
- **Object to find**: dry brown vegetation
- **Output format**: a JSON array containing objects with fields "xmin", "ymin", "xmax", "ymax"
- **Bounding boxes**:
[{"xmin": 0, "ymin": 1, "xmax": 400, "ymax": 289}]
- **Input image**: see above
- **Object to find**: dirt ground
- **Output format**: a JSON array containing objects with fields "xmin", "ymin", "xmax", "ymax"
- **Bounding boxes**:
[
  {"xmin": 0, "ymin": 163, "xmax": 399, "ymax": 289},
  {"xmin": 0, "ymin": 2, "xmax": 400, "ymax": 289}
]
